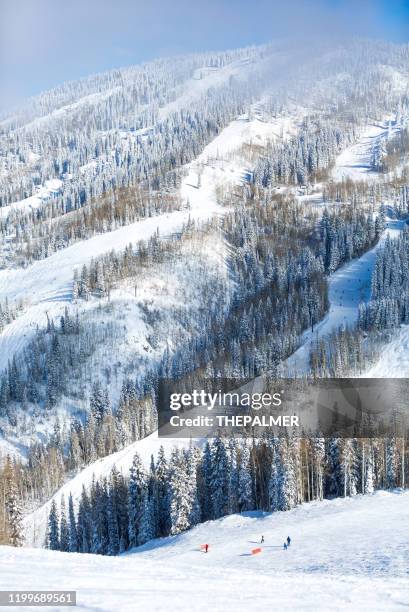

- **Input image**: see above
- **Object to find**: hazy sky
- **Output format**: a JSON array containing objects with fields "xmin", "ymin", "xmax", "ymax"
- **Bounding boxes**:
[{"xmin": 1, "ymin": 0, "xmax": 408, "ymax": 107}]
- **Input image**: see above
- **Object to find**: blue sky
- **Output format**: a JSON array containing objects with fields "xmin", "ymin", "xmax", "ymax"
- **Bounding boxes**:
[{"xmin": 0, "ymin": 0, "xmax": 408, "ymax": 108}]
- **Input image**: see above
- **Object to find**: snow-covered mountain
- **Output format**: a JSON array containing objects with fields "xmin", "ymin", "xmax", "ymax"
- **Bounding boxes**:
[
  {"xmin": 4, "ymin": 491, "xmax": 409, "ymax": 611},
  {"xmin": 1, "ymin": 39, "xmax": 409, "ymax": 587},
  {"xmin": 1, "ymin": 39, "xmax": 409, "ymax": 459}
]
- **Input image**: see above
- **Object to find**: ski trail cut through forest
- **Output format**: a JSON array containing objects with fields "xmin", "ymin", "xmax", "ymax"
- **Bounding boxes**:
[
  {"xmin": 284, "ymin": 218, "xmax": 405, "ymax": 375},
  {"xmin": 0, "ymin": 109, "xmax": 301, "ymax": 372}
]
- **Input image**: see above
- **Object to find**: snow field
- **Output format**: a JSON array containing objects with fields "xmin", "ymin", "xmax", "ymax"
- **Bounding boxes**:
[{"xmin": 9, "ymin": 491, "xmax": 409, "ymax": 611}]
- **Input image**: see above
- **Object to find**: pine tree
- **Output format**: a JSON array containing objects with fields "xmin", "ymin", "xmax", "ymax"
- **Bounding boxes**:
[
  {"xmin": 4, "ymin": 458, "xmax": 24, "ymax": 547},
  {"xmin": 128, "ymin": 452, "xmax": 147, "ymax": 548},
  {"xmin": 90, "ymin": 480, "xmax": 109, "ymax": 555},
  {"xmin": 59, "ymin": 496, "xmax": 69, "ymax": 552},
  {"xmin": 210, "ymin": 436, "xmax": 231, "ymax": 519},
  {"xmin": 364, "ymin": 443, "xmax": 375, "ymax": 494},
  {"xmin": 138, "ymin": 493, "xmax": 154, "ymax": 545},
  {"xmin": 68, "ymin": 494, "xmax": 78, "ymax": 552},
  {"xmin": 269, "ymin": 438, "xmax": 280, "ymax": 511},
  {"xmin": 107, "ymin": 487, "xmax": 120, "ymax": 555},
  {"xmin": 155, "ymin": 447, "xmax": 170, "ymax": 536},
  {"xmin": 199, "ymin": 442, "xmax": 213, "ymax": 521},
  {"xmin": 386, "ymin": 438, "xmax": 398, "ymax": 489},
  {"xmin": 77, "ymin": 487, "xmax": 92, "ymax": 553},
  {"xmin": 47, "ymin": 500, "xmax": 60, "ymax": 550},
  {"xmin": 168, "ymin": 449, "xmax": 199, "ymax": 535},
  {"xmin": 276, "ymin": 437, "xmax": 297, "ymax": 511},
  {"xmin": 237, "ymin": 441, "xmax": 253, "ymax": 512},
  {"xmin": 110, "ymin": 467, "xmax": 129, "ymax": 552}
]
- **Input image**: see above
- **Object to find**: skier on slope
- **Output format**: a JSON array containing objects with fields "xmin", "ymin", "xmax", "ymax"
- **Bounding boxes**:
[
  {"xmin": 287, "ymin": 536, "xmax": 291, "ymax": 547},
  {"xmin": 283, "ymin": 542, "xmax": 287, "ymax": 550},
  {"xmin": 261, "ymin": 535, "xmax": 264, "ymax": 544},
  {"xmin": 205, "ymin": 544, "xmax": 209, "ymax": 553}
]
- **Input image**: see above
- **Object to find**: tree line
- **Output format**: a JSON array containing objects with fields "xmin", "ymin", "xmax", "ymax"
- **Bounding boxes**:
[{"xmin": 46, "ymin": 432, "xmax": 407, "ymax": 554}]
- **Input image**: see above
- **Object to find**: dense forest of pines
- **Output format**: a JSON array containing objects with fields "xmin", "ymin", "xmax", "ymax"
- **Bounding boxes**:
[
  {"xmin": 359, "ymin": 226, "xmax": 409, "ymax": 330},
  {"xmin": 253, "ymin": 118, "xmax": 356, "ymax": 187},
  {"xmin": 44, "ymin": 432, "xmax": 407, "ymax": 555}
]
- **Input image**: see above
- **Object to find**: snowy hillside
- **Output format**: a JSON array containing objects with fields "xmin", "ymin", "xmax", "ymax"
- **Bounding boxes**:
[
  {"xmin": 364, "ymin": 325, "xmax": 409, "ymax": 376},
  {"xmin": 0, "ymin": 103, "xmax": 302, "ymax": 457},
  {"xmin": 1, "ymin": 40, "xmax": 408, "ymax": 457},
  {"xmin": 5, "ymin": 491, "xmax": 409, "ymax": 611}
]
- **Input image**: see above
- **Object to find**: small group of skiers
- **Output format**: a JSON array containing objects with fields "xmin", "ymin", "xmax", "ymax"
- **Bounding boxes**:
[
  {"xmin": 202, "ymin": 536, "xmax": 291, "ymax": 554},
  {"xmin": 260, "ymin": 535, "xmax": 291, "ymax": 549}
]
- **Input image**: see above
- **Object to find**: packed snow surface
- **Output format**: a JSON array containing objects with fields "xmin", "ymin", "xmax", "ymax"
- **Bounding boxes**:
[
  {"xmin": 332, "ymin": 119, "xmax": 401, "ymax": 182},
  {"xmin": 5, "ymin": 491, "xmax": 409, "ymax": 611},
  {"xmin": 364, "ymin": 325, "xmax": 409, "ymax": 377}
]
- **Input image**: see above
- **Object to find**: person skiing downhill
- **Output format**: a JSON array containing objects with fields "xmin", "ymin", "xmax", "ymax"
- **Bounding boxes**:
[
  {"xmin": 261, "ymin": 536, "xmax": 264, "ymax": 544},
  {"xmin": 287, "ymin": 536, "xmax": 291, "ymax": 547},
  {"xmin": 205, "ymin": 544, "xmax": 209, "ymax": 553},
  {"xmin": 283, "ymin": 542, "xmax": 287, "ymax": 550}
]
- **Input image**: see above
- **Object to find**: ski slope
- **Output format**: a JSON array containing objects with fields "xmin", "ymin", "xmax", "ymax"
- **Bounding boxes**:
[
  {"xmin": 0, "ymin": 109, "xmax": 299, "ymax": 373},
  {"xmin": 8, "ymin": 491, "xmax": 409, "ymax": 611},
  {"xmin": 364, "ymin": 325, "xmax": 409, "ymax": 377},
  {"xmin": 0, "ymin": 102, "xmax": 304, "ymax": 459},
  {"xmin": 284, "ymin": 218, "xmax": 405, "ymax": 375},
  {"xmin": 332, "ymin": 119, "xmax": 400, "ymax": 182}
]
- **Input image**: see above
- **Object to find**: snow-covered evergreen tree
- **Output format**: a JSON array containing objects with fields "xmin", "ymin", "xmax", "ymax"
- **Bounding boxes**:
[
  {"xmin": 128, "ymin": 452, "xmax": 148, "ymax": 547},
  {"xmin": 4, "ymin": 458, "xmax": 24, "ymax": 547},
  {"xmin": 47, "ymin": 500, "xmax": 60, "ymax": 551},
  {"xmin": 59, "ymin": 495, "xmax": 69, "ymax": 552}
]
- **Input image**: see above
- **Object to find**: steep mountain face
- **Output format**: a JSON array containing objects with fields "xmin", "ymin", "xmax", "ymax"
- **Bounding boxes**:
[{"xmin": 0, "ymin": 38, "xmax": 409, "ymax": 471}]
